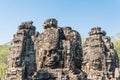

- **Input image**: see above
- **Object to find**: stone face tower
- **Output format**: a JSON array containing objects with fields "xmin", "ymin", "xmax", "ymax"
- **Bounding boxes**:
[
  {"xmin": 6, "ymin": 21, "xmax": 37, "ymax": 80},
  {"xmin": 34, "ymin": 18, "xmax": 87, "ymax": 80},
  {"xmin": 82, "ymin": 27, "xmax": 119, "ymax": 80},
  {"xmin": 6, "ymin": 18, "xmax": 87, "ymax": 80}
]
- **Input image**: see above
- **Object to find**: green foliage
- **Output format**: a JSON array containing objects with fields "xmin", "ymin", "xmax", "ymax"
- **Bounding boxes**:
[
  {"xmin": 112, "ymin": 33, "xmax": 120, "ymax": 60},
  {"xmin": 114, "ymin": 40, "xmax": 120, "ymax": 60},
  {"xmin": 0, "ymin": 63, "xmax": 8, "ymax": 78},
  {"xmin": 0, "ymin": 43, "xmax": 10, "ymax": 78}
]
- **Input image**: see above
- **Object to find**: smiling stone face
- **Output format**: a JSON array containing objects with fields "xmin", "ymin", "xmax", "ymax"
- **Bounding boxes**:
[
  {"xmin": 91, "ymin": 57, "xmax": 102, "ymax": 70},
  {"xmin": 44, "ymin": 49, "xmax": 60, "ymax": 68},
  {"xmin": 83, "ymin": 49, "xmax": 103, "ymax": 71},
  {"xmin": 87, "ymin": 52, "xmax": 102, "ymax": 70}
]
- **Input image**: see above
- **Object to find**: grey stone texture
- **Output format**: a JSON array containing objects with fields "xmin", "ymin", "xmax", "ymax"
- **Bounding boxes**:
[
  {"xmin": 6, "ymin": 19, "xmax": 119, "ymax": 80},
  {"xmin": 82, "ymin": 27, "xmax": 119, "ymax": 80},
  {"xmin": 6, "ymin": 21, "xmax": 37, "ymax": 80},
  {"xmin": 6, "ymin": 18, "xmax": 87, "ymax": 80},
  {"xmin": 34, "ymin": 18, "xmax": 87, "ymax": 80}
]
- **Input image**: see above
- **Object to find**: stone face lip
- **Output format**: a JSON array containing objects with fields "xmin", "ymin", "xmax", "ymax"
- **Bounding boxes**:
[
  {"xmin": 6, "ymin": 18, "xmax": 87, "ymax": 80},
  {"xmin": 82, "ymin": 27, "xmax": 119, "ymax": 80}
]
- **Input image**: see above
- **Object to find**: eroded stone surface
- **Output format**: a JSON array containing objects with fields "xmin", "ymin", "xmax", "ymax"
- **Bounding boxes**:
[
  {"xmin": 34, "ymin": 18, "xmax": 86, "ymax": 80},
  {"xmin": 6, "ymin": 21, "xmax": 37, "ymax": 80},
  {"xmin": 6, "ymin": 18, "xmax": 87, "ymax": 80},
  {"xmin": 6, "ymin": 19, "xmax": 119, "ymax": 80},
  {"xmin": 82, "ymin": 27, "xmax": 119, "ymax": 80}
]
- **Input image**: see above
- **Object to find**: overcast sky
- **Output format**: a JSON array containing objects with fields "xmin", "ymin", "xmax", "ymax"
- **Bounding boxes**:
[{"xmin": 0, "ymin": 0, "xmax": 120, "ymax": 44}]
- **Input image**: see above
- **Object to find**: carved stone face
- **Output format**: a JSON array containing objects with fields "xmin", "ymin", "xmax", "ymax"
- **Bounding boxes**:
[
  {"xmin": 91, "ymin": 54, "xmax": 102, "ymax": 70},
  {"xmin": 44, "ymin": 49, "xmax": 60, "ymax": 68},
  {"xmin": 91, "ymin": 57, "xmax": 102, "ymax": 70}
]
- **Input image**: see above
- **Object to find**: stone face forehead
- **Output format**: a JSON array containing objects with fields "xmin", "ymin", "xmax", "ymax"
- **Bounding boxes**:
[
  {"xmin": 90, "ymin": 53, "xmax": 102, "ymax": 60},
  {"xmin": 84, "ymin": 52, "xmax": 102, "ymax": 61}
]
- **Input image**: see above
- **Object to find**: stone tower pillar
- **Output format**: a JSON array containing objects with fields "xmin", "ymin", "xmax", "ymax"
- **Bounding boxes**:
[
  {"xmin": 6, "ymin": 18, "xmax": 87, "ymax": 80},
  {"xmin": 82, "ymin": 27, "xmax": 119, "ymax": 80},
  {"xmin": 34, "ymin": 18, "xmax": 87, "ymax": 80},
  {"xmin": 6, "ymin": 21, "xmax": 37, "ymax": 80}
]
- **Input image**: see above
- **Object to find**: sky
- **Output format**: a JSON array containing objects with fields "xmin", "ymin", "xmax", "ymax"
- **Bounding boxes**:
[{"xmin": 0, "ymin": 0, "xmax": 120, "ymax": 44}]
